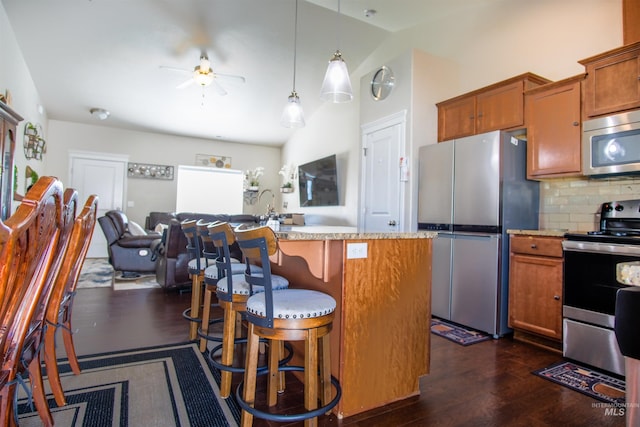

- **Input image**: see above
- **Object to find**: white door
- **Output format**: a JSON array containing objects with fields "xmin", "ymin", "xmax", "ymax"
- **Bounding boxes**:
[
  {"xmin": 69, "ymin": 151, "xmax": 128, "ymax": 258},
  {"xmin": 360, "ymin": 111, "xmax": 406, "ymax": 232}
]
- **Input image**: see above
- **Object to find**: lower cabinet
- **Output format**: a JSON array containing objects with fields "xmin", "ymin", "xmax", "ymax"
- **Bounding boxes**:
[{"xmin": 508, "ymin": 235, "xmax": 563, "ymax": 348}]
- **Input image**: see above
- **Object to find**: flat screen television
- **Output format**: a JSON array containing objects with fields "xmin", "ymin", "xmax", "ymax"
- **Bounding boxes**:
[{"xmin": 298, "ymin": 154, "xmax": 339, "ymax": 207}]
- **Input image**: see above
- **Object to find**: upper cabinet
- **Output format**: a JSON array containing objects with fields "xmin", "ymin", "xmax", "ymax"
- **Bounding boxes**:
[
  {"xmin": 579, "ymin": 41, "xmax": 640, "ymax": 119},
  {"xmin": 525, "ymin": 75, "xmax": 584, "ymax": 180},
  {"xmin": 0, "ymin": 102, "xmax": 23, "ymax": 220},
  {"xmin": 436, "ymin": 73, "xmax": 550, "ymax": 142}
]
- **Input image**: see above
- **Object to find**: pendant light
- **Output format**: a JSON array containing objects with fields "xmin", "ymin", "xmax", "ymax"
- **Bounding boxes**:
[
  {"xmin": 281, "ymin": 0, "xmax": 305, "ymax": 128},
  {"xmin": 320, "ymin": 0, "xmax": 353, "ymax": 103}
]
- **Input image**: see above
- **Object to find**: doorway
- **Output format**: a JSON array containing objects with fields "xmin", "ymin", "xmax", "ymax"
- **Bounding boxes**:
[
  {"xmin": 69, "ymin": 151, "xmax": 128, "ymax": 258},
  {"xmin": 360, "ymin": 111, "xmax": 407, "ymax": 232}
]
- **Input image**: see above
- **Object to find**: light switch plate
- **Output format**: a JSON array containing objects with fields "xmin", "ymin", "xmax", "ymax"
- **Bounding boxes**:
[{"xmin": 347, "ymin": 242, "xmax": 368, "ymax": 259}]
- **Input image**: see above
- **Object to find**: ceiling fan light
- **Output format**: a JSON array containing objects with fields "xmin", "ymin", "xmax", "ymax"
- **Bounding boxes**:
[
  {"xmin": 281, "ymin": 91, "xmax": 305, "ymax": 128},
  {"xmin": 320, "ymin": 50, "xmax": 353, "ymax": 103},
  {"xmin": 193, "ymin": 67, "xmax": 214, "ymax": 86}
]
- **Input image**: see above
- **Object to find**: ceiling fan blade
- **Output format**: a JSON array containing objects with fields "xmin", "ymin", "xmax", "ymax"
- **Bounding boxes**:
[
  {"xmin": 212, "ymin": 80, "xmax": 228, "ymax": 96},
  {"xmin": 176, "ymin": 78, "xmax": 194, "ymax": 90},
  {"xmin": 159, "ymin": 65, "xmax": 191, "ymax": 75},
  {"xmin": 214, "ymin": 73, "xmax": 246, "ymax": 84}
]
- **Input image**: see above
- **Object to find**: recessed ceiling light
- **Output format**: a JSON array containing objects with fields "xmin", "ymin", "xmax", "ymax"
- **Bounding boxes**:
[{"xmin": 90, "ymin": 108, "xmax": 110, "ymax": 120}]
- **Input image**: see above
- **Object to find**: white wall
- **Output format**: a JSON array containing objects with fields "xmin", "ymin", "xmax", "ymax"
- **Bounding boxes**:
[
  {"xmin": 0, "ymin": 5, "xmax": 49, "ymax": 206},
  {"xmin": 47, "ymin": 120, "xmax": 281, "ymax": 225}
]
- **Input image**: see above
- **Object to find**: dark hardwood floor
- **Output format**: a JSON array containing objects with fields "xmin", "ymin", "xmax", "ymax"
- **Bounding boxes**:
[{"xmin": 65, "ymin": 285, "xmax": 625, "ymax": 427}]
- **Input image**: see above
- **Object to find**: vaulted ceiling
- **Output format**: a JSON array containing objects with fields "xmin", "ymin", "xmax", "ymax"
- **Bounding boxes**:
[{"xmin": 2, "ymin": 0, "xmax": 498, "ymax": 146}]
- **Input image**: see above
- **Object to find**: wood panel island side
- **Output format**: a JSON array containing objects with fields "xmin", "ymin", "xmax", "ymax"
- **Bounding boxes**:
[{"xmin": 270, "ymin": 227, "xmax": 435, "ymax": 418}]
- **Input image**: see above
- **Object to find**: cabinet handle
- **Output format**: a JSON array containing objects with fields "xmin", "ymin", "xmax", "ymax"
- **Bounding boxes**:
[
  {"xmin": 572, "ymin": 121, "xmax": 579, "ymax": 126},
  {"xmin": 553, "ymin": 295, "xmax": 560, "ymax": 300},
  {"xmin": 469, "ymin": 115, "xmax": 474, "ymax": 120},
  {"xmin": 530, "ymin": 244, "xmax": 537, "ymax": 249},
  {"xmin": 477, "ymin": 112, "xmax": 483, "ymax": 118}
]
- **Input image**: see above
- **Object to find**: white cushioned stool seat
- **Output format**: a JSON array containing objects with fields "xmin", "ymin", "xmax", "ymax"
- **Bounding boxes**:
[
  {"xmin": 188, "ymin": 257, "xmax": 208, "ymax": 273},
  {"xmin": 217, "ymin": 273, "xmax": 289, "ymax": 295},
  {"xmin": 246, "ymin": 289, "xmax": 336, "ymax": 319}
]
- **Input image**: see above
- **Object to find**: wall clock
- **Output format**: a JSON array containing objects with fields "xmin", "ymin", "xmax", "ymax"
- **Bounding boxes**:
[{"xmin": 371, "ymin": 66, "xmax": 395, "ymax": 101}]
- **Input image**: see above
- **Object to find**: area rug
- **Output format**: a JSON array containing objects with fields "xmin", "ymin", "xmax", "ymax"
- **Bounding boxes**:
[
  {"xmin": 533, "ymin": 360, "xmax": 626, "ymax": 405},
  {"xmin": 430, "ymin": 317, "xmax": 492, "ymax": 346},
  {"xmin": 77, "ymin": 258, "xmax": 161, "ymax": 290},
  {"xmin": 17, "ymin": 342, "xmax": 240, "ymax": 427}
]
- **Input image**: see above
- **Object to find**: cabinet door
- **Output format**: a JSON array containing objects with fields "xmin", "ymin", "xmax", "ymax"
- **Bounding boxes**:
[
  {"xmin": 508, "ymin": 253, "xmax": 563, "ymax": 340},
  {"xmin": 437, "ymin": 96, "xmax": 475, "ymax": 142},
  {"xmin": 582, "ymin": 48, "xmax": 640, "ymax": 118},
  {"xmin": 526, "ymin": 80, "xmax": 582, "ymax": 178},
  {"xmin": 476, "ymin": 81, "xmax": 524, "ymax": 133}
]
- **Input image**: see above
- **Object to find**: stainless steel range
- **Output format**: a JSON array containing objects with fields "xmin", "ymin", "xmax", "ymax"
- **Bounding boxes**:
[{"xmin": 562, "ymin": 199, "xmax": 640, "ymax": 376}]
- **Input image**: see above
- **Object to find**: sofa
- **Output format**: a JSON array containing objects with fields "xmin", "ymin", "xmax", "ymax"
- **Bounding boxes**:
[{"xmin": 147, "ymin": 212, "xmax": 259, "ymax": 289}]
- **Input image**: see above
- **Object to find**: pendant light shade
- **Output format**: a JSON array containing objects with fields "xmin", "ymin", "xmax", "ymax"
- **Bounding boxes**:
[
  {"xmin": 281, "ymin": 0, "xmax": 305, "ymax": 128},
  {"xmin": 320, "ymin": 50, "xmax": 353, "ymax": 103},
  {"xmin": 281, "ymin": 91, "xmax": 305, "ymax": 128},
  {"xmin": 320, "ymin": 0, "xmax": 352, "ymax": 103}
]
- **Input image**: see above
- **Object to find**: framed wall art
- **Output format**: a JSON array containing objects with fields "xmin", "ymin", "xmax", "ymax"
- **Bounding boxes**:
[{"xmin": 195, "ymin": 154, "xmax": 232, "ymax": 169}]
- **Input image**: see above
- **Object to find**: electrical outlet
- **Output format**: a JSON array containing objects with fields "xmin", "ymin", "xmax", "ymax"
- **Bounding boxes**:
[{"xmin": 346, "ymin": 242, "xmax": 367, "ymax": 259}]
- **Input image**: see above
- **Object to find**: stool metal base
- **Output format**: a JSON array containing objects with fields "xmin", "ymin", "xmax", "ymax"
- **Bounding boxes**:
[
  {"xmin": 235, "ymin": 365, "xmax": 342, "ymax": 423},
  {"xmin": 207, "ymin": 340, "xmax": 294, "ymax": 374},
  {"xmin": 182, "ymin": 304, "xmax": 224, "ymax": 343}
]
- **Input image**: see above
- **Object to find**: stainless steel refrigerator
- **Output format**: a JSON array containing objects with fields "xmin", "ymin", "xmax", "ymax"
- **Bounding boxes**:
[{"xmin": 418, "ymin": 130, "xmax": 539, "ymax": 337}]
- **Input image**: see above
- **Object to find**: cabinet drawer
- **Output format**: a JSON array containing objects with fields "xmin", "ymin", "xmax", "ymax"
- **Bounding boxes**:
[{"xmin": 510, "ymin": 235, "xmax": 563, "ymax": 257}]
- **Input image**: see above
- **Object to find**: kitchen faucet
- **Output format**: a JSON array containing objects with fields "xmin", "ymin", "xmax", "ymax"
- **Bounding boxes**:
[{"xmin": 258, "ymin": 189, "xmax": 275, "ymax": 216}]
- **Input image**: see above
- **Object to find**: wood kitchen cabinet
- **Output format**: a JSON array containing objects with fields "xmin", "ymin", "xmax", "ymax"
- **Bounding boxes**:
[
  {"xmin": 524, "ymin": 75, "xmax": 584, "ymax": 179},
  {"xmin": 509, "ymin": 234, "xmax": 563, "ymax": 350},
  {"xmin": 0, "ymin": 102, "xmax": 23, "ymax": 220},
  {"xmin": 436, "ymin": 73, "xmax": 550, "ymax": 142},
  {"xmin": 579, "ymin": 41, "xmax": 640, "ymax": 119}
]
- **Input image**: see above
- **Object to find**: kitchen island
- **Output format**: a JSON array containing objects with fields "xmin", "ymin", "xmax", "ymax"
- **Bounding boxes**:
[{"xmin": 270, "ymin": 227, "xmax": 435, "ymax": 418}]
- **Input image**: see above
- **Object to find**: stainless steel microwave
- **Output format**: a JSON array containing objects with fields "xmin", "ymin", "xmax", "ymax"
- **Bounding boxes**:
[{"xmin": 583, "ymin": 109, "xmax": 640, "ymax": 177}]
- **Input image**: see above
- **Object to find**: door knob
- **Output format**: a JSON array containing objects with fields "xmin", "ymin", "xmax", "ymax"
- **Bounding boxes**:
[{"xmin": 388, "ymin": 220, "xmax": 397, "ymax": 226}]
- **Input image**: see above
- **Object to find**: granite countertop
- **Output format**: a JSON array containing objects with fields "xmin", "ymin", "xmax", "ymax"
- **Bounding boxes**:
[
  {"xmin": 507, "ymin": 229, "xmax": 570, "ymax": 237},
  {"xmin": 275, "ymin": 225, "xmax": 437, "ymax": 240}
]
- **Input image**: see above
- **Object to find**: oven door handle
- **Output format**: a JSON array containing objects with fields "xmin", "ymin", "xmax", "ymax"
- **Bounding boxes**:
[{"xmin": 562, "ymin": 240, "xmax": 640, "ymax": 255}]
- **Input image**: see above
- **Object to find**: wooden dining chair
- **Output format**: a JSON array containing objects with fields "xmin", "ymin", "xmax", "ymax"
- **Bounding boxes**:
[
  {"xmin": 233, "ymin": 226, "xmax": 341, "ymax": 427},
  {"xmin": 0, "ymin": 177, "xmax": 65, "ymax": 427},
  {"xmin": 43, "ymin": 193, "xmax": 98, "ymax": 406}
]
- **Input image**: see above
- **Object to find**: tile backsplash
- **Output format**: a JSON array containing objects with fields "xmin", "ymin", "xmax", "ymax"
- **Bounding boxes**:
[{"xmin": 539, "ymin": 176, "xmax": 640, "ymax": 232}]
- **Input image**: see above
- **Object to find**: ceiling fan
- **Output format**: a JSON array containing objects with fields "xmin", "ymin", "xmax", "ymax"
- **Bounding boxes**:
[{"xmin": 160, "ymin": 53, "xmax": 245, "ymax": 96}]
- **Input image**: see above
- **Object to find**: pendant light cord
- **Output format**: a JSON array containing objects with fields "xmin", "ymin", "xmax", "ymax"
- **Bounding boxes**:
[
  {"xmin": 337, "ymin": 0, "xmax": 341, "ymax": 51},
  {"xmin": 292, "ymin": 0, "xmax": 298, "ymax": 92}
]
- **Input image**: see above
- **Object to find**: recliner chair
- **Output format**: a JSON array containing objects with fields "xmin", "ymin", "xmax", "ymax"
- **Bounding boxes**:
[{"xmin": 98, "ymin": 210, "xmax": 161, "ymax": 277}]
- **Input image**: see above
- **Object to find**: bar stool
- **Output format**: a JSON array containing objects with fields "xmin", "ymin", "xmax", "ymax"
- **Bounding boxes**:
[
  {"xmin": 197, "ymin": 220, "xmax": 262, "ymax": 352},
  {"xmin": 181, "ymin": 219, "xmax": 212, "ymax": 340},
  {"xmin": 204, "ymin": 222, "xmax": 290, "ymax": 398},
  {"xmin": 234, "ymin": 225, "xmax": 341, "ymax": 427}
]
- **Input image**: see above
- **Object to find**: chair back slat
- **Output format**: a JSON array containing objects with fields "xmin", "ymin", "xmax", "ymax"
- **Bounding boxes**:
[
  {"xmin": 181, "ymin": 219, "xmax": 202, "ymax": 269},
  {"xmin": 206, "ymin": 222, "xmax": 237, "ymax": 293},
  {"xmin": 234, "ymin": 226, "xmax": 278, "ymax": 327},
  {"xmin": 196, "ymin": 219, "xmax": 217, "ymax": 268}
]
